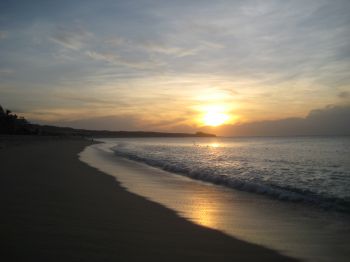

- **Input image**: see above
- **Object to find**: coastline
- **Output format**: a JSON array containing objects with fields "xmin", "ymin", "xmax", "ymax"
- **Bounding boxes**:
[
  {"xmin": 81, "ymin": 139, "xmax": 350, "ymax": 262},
  {"xmin": 0, "ymin": 136, "xmax": 297, "ymax": 261}
]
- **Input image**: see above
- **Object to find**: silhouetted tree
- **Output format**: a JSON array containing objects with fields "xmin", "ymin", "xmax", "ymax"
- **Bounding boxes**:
[{"xmin": 0, "ymin": 104, "xmax": 31, "ymax": 134}]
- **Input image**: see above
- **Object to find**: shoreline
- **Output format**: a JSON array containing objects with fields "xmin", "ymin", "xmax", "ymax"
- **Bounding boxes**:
[
  {"xmin": 81, "ymin": 139, "xmax": 350, "ymax": 262},
  {"xmin": 0, "ymin": 136, "xmax": 297, "ymax": 261}
]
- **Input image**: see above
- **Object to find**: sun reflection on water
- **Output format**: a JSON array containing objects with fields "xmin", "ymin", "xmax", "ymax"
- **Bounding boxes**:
[{"xmin": 185, "ymin": 195, "xmax": 218, "ymax": 228}]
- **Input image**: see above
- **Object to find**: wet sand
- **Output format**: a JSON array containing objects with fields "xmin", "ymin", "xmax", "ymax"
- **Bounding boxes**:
[
  {"xmin": 80, "ymin": 141, "xmax": 350, "ymax": 262},
  {"xmin": 0, "ymin": 136, "xmax": 297, "ymax": 261}
]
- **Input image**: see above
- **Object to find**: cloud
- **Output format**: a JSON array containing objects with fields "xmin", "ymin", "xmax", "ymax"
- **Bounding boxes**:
[
  {"xmin": 27, "ymin": 103, "xmax": 350, "ymax": 136},
  {"xmin": 0, "ymin": 68, "xmax": 14, "ymax": 76},
  {"xmin": 47, "ymin": 114, "xmax": 194, "ymax": 133},
  {"xmin": 85, "ymin": 51, "xmax": 121, "ymax": 63},
  {"xmin": 54, "ymin": 92, "xmax": 128, "ymax": 107},
  {"xmin": 139, "ymin": 41, "xmax": 199, "ymax": 57},
  {"xmin": 2, "ymin": 0, "xmax": 350, "ymax": 130},
  {"xmin": 51, "ymin": 115, "xmax": 144, "ymax": 131},
  {"xmin": 0, "ymin": 31, "xmax": 7, "ymax": 40},
  {"xmin": 50, "ymin": 26, "xmax": 92, "ymax": 50},
  {"xmin": 338, "ymin": 91, "xmax": 350, "ymax": 99},
  {"xmin": 216, "ymin": 105, "xmax": 350, "ymax": 136},
  {"xmin": 85, "ymin": 50, "xmax": 162, "ymax": 69},
  {"xmin": 104, "ymin": 37, "xmax": 126, "ymax": 47}
]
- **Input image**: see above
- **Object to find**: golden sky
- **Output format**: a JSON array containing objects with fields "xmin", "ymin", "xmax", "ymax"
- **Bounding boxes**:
[{"xmin": 0, "ymin": 0, "xmax": 349, "ymax": 135}]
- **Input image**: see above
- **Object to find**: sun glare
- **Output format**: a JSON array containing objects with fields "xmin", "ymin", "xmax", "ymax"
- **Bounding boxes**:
[
  {"xmin": 201, "ymin": 105, "xmax": 230, "ymax": 127},
  {"xmin": 203, "ymin": 112, "xmax": 229, "ymax": 126}
]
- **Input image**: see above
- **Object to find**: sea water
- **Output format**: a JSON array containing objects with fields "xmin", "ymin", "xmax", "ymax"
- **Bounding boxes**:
[
  {"xmin": 110, "ymin": 136, "xmax": 350, "ymax": 212},
  {"xmin": 80, "ymin": 136, "xmax": 350, "ymax": 262}
]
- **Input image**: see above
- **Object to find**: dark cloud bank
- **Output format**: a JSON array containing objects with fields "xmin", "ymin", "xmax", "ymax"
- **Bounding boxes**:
[{"xmin": 220, "ymin": 105, "xmax": 350, "ymax": 137}]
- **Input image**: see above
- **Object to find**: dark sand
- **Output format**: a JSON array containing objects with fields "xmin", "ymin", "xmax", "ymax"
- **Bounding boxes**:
[{"xmin": 0, "ymin": 136, "xmax": 298, "ymax": 261}]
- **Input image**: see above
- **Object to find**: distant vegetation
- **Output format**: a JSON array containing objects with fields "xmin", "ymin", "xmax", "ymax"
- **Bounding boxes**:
[
  {"xmin": 0, "ymin": 105, "xmax": 32, "ymax": 134},
  {"xmin": 0, "ymin": 105, "xmax": 216, "ymax": 138}
]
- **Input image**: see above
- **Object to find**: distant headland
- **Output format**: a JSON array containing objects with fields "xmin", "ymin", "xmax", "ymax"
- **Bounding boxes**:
[{"xmin": 0, "ymin": 105, "xmax": 215, "ymax": 138}]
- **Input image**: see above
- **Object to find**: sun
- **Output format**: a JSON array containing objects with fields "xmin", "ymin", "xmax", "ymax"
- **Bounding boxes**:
[
  {"xmin": 203, "ymin": 112, "xmax": 229, "ymax": 126},
  {"xmin": 195, "ymin": 104, "xmax": 232, "ymax": 127},
  {"xmin": 201, "ymin": 105, "xmax": 230, "ymax": 126}
]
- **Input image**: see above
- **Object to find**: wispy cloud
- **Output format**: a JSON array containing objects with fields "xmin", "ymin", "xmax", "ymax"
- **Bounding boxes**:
[
  {"xmin": 1, "ymin": 0, "xmax": 350, "ymax": 133},
  {"xmin": 104, "ymin": 37, "xmax": 126, "ymax": 47},
  {"xmin": 85, "ymin": 50, "xmax": 163, "ymax": 69},
  {"xmin": 0, "ymin": 31, "xmax": 7, "ymax": 40},
  {"xmin": 0, "ymin": 68, "xmax": 14, "ymax": 76},
  {"xmin": 338, "ymin": 91, "xmax": 350, "ymax": 99},
  {"xmin": 139, "ymin": 41, "xmax": 199, "ymax": 57},
  {"xmin": 54, "ymin": 91, "xmax": 130, "ymax": 107},
  {"xmin": 52, "ymin": 114, "xmax": 144, "ymax": 131},
  {"xmin": 49, "ymin": 26, "xmax": 93, "ymax": 50}
]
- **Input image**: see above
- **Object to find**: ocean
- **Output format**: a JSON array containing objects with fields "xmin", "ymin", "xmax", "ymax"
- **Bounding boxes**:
[
  {"xmin": 111, "ymin": 136, "xmax": 350, "ymax": 212},
  {"xmin": 80, "ymin": 136, "xmax": 350, "ymax": 262}
]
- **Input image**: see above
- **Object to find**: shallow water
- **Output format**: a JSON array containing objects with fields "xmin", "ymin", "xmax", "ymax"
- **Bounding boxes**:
[{"xmin": 80, "ymin": 138, "xmax": 350, "ymax": 262}]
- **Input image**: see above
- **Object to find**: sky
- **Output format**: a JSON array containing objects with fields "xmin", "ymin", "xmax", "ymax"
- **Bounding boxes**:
[{"xmin": 0, "ymin": 0, "xmax": 349, "ymax": 135}]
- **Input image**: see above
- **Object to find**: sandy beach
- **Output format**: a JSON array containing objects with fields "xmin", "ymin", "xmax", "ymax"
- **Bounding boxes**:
[{"xmin": 0, "ymin": 136, "xmax": 297, "ymax": 261}]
